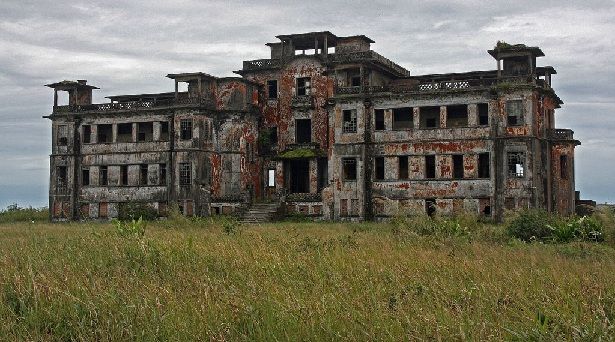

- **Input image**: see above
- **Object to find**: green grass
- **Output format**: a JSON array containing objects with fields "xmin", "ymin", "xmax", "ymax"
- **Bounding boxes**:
[{"xmin": 0, "ymin": 218, "xmax": 614, "ymax": 340}]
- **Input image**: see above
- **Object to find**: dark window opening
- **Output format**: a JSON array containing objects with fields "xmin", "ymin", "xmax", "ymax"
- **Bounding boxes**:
[
  {"xmin": 342, "ymin": 158, "xmax": 357, "ymax": 181},
  {"xmin": 317, "ymin": 158, "xmax": 328, "ymax": 191},
  {"xmin": 560, "ymin": 155, "xmax": 569, "ymax": 179},
  {"xmin": 269, "ymin": 127, "xmax": 278, "ymax": 145},
  {"xmin": 139, "ymin": 164, "xmax": 148, "ymax": 186},
  {"xmin": 137, "ymin": 122, "xmax": 153, "ymax": 142},
  {"xmin": 180, "ymin": 163, "xmax": 191, "ymax": 187},
  {"xmin": 375, "ymin": 157, "xmax": 385, "ymax": 180},
  {"xmin": 100, "ymin": 166, "xmax": 108, "ymax": 186},
  {"xmin": 375, "ymin": 109, "xmax": 385, "ymax": 130},
  {"xmin": 505, "ymin": 197, "xmax": 516, "ymax": 210},
  {"xmin": 506, "ymin": 100, "xmax": 524, "ymax": 126},
  {"xmin": 296, "ymin": 77, "xmax": 311, "ymax": 96},
  {"xmin": 160, "ymin": 122, "xmax": 169, "ymax": 141},
  {"xmin": 180, "ymin": 119, "xmax": 193, "ymax": 140},
  {"xmin": 452, "ymin": 155, "xmax": 464, "ymax": 179},
  {"xmin": 478, "ymin": 103, "xmax": 489, "ymax": 126},
  {"xmin": 159, "ymin": 164, "xmax": 167, "ymax": 185},
  {"xmin": 420, "ymin": 106, "xmax": 440, "ymax": 129},
  {"xmin": 117, "ymin": 123, "xmax": 132, "ymax": 143},
  {"xmin": 478, "ymin": 153, "xmax": 490, "ymax": 178},
  {"xmin": 83, "ymin": 125, "xmax": 91, "ymax": 144},
  {"xmin": 392, "ymin": 107, "xmax": 413, "ymax": 130},
  {"xmin": 507, "ymin": 152, "xmax": 525, "ymax": 178},
  {"xmin": 426, "ymin": 199, "xmax": 436, "ymax": 217},
  {"xmin": 97, "ymin": 124, "xmax": 112, "ymax": 143},
  {"xmin": 56, "ymin": 166, "xmax": 67, "ymax": 190},
  {"xmin": 120, "ymin": 165, "xmax": 128, "ymax": 186},
  {"xmin": 57, "ymin": 125, "xmax": 68, "ymax": 146},
  {"xmin": 82, "ymin": 169, "xmax": 90, "ymax": 186},
  {"xmin": 267, "ymin": 80, "xmax": 278, "ymax": 99},
  {"xmin": 399, "ymin": 156, "xmax": 409, "ymax": 179},
  {"xmin": 342, "ymin": 109, "xmax": 357, "ymax": 133},
  {"xmin": 446, "ymin": 105, "xmax": 468, "ymax": 128},
  {"xmin": 289, "ymin": 159, "xmax": 310, "ymax": 193},
  {"xmin": 425, "ymin": 155, "xmax": 436, "ymax": 179},
  {"xmin": 295, "ymin": 119, "xmax": 311, "ymax": 143}
]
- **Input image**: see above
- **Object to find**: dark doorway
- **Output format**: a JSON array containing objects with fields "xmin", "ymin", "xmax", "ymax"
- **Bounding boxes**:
[{"xmin": 290, "ymin": 159, "xmax": 310, "ymax": 193}]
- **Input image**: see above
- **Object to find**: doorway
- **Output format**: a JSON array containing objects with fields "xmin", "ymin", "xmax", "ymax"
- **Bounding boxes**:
[{"xmin": 289, "ymin": 159, "xmax": 310, "ymax": 193}]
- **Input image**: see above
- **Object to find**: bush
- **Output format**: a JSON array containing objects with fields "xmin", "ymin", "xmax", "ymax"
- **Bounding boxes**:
[
  {"xmin": 113, "ymin": 216, "xmax": 146, "ymax": 238},
  {"xmin": 118, "ymin": 202, "xmax": 158, "ymax": 221},
  {"xmin": 507, "ymin": 209, "xmax": 555, "ymax": 242},
  {"xmin": 0, "ymin": 204, "xmax": 48, "ymax": 223},
  {"xmin": 391, "ymin": 210, "xmax": 482, "ymax": 239}
]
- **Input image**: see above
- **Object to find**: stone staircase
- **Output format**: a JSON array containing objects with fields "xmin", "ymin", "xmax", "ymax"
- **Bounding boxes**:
[{"xmin": 238, "ymin": 202, "xmax": 282, "ymax": 224}]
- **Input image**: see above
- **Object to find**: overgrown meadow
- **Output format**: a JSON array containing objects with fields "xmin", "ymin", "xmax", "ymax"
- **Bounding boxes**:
[{"xmin": 1, "ymin": 205, "xmax": 614, "ymax": 340}]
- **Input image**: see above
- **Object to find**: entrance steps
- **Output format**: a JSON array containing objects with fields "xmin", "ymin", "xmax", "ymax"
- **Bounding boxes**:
[{"xmin": 238, "ymin": 202, "xmax": 282, "ymax": 224}]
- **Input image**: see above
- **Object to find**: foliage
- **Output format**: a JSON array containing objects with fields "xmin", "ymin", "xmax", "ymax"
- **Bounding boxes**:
[
  {"xmin": 508, "ymin": 209, "xmax": 605, "ymax": 243},
  {"xmin": 0, "ymin": 204, "xmax": 48, "ymax": 223},
  {"xmin": 113, "ymin": 216, "xmax": 146, "ymax": 238},
  {"xmin": 118, "ymin": 202, "xmax": 158, "ymax": 221},
  {"xmin": 277, "ymin": 148, "xmax": 323, "ymax": 159}
]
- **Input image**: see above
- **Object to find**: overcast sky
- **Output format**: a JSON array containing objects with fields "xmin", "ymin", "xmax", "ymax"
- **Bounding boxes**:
[{"xmin": 0, "ymin": 0, "xmax": 614, "ymax": 208}]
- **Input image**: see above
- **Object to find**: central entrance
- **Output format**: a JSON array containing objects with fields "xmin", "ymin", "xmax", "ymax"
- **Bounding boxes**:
[{"xmin": 289, "ymin": 159, "xmax": 310, "ymax": 193}]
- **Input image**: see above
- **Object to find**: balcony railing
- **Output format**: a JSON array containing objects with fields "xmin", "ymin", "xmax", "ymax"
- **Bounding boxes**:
[
  {"xmin": 53, "ymin": 97, "xmax": 215, "ymax": 114},
  {"xmin": 548, "ymin": 128, "xmax": 574, "ymax": 140},
  {"xmin": 329, "ymin": 50, "xmax": 410, "ymax": 77},
  {"xmin": 291, "ymin": 95, "xmax": 315, "ymax": 108},
  {"xmin": 242, "ymin": 59, "xmax": 281, "ymax": 71}
]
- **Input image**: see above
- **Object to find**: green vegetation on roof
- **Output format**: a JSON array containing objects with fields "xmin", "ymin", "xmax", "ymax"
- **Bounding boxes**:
[
  {"xmin": 495, "ymin": 41, "xmax": 528, "ymax": 51},
  {"xmin": 278, "ymin": 148, "xmax": 323, "ymax": 159}
]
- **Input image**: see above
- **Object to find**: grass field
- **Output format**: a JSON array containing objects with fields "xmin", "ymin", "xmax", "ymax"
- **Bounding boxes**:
[{"xmin": 0, "ymin": 214, "xmax": 614, "ymax": 340}]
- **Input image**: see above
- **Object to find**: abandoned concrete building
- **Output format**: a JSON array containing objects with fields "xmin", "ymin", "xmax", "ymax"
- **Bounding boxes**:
[{"xmin": 46, "ymin": 31, "xmax": 580, "ymax": 222}]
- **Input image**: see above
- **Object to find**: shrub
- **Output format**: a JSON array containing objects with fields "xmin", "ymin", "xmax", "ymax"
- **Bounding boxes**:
[
  {"xmin": 118, "ymin": 202, "xmax": 158, "ymax": 221},
  {"xmin": 113, "ymin": 216, "xmax": 146, "ymax": 238},
  {"xmin": 507, "ymin": 209, "xmax": 555, "ymax": 242},
  {"xmin": 0, "ymin": 204, "xmax": 48, "ymax": 223}
]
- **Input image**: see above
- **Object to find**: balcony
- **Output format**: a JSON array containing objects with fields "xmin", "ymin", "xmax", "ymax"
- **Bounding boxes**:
[
  {"xmin": 291, "ymin": 95, "xmax": 315, "ymax": 108},
  {"xmin": 53, "ymin": 96, "xmax": 215, "ymax": 114},
  {"xmin": 329, "ymin": 50, "xmax": 410, "ymax": 77},
  {"xmin": 548, "ymin": 128, "xmax": 575, "ymax": 141}
]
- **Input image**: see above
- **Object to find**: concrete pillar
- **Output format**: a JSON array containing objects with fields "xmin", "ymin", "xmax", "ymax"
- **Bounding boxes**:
[
  {"xmin": 440, "ymin": 106, "xmax": 447, "ymax": 128},
  {"xmin": 413, "ymin": 107, "xmax": 420, "ymax": 129}
]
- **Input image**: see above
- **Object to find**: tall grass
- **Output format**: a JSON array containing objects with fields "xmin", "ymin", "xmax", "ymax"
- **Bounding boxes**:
[{"xmin": 0, "ymin": 218, "xmax": 614, "ymax": 340}]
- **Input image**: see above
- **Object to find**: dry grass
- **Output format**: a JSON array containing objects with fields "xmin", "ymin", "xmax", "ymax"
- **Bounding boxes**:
[{"xmin": 0, "ymin": 219, "xmax": 614, "ymax": 340}]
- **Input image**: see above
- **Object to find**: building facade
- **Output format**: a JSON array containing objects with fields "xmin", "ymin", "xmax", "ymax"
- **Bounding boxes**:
[{"xmin": 46, "ymin": 31, "xmax": 580, "ymax": 221}]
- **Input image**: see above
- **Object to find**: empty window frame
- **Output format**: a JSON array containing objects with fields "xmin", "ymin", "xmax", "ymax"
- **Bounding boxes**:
[
  {"xmin": 452, "ymin": 155, "xmax": 464, "ymax": 179},
  {"xmin": 426, "ymin": 198, "xmax": 436, "ymax": 217},
  {"xmin": 82, "ymin": 125, "xmax": 92, "ymax": 144},
  {"xmin": 56, "ymin": 166, "xmax": 67, "ymax": 191},
  {"xmin": 137, "ymin": 122, "xmax": 153, "ymax": 142},
  {"xmin": 398, "ymin": 156, "xmax": 409, "ymax": 179},
  {"xmin": 180, "ymin": 119, "xmax": 193, "ymax": 140},
  {"xmin": 82, "ymin": 168, "xmax": 90, "ymax": 186},
  {"xmin": 159, "ymin": 164, "xmax": 167, "ymax": 185},
  {"xmin": 507, "ymin": 152, "xmax": 525, "ymax": 178},
  {"xmin": 160, "ymin": 122, "xmax": 169, "ymax": 141},
  {"xmin": 342, "ymin": 158, "xmax": 357, "ymax": 181},
  {"xmin": 348, "ymin": 70, "xmax": 361, "ymax": 87},
  {"xmin": 478, "ymin": 103, "xmax": 489, "ymax": 125},
  {"xmin": 267, "ymin": 169, "xmax": 275, "ymax": 187},
  {"xmin": 120, "ymin": 165, "xmax": 128, "ymax": 186},
  {"xmin": 180, "ymin": 163, "xmax": 191, "ymax": 186},
  {"xmin": 139, "ymin": 164, "xmax": 148, "ymax": 185},
  {"xmin": 420, "ymin": 106, "xmax": 440, "ymax": 129},
  {"xmin": 342, "ymin": 109, "xmax": 357, "ymax": 133},
  {"xmin": 267, "ymin": 80, "xmax": 278, "ymax": 99},
  {"xmin": 392, "ymin": 107, "xmax": 413, "ymax": 130},
  {"xmin": 295, "ymin": 119, "xmax": 311, "ymax": 143},
  {"xmin": 100, "ymin": 166, "xmax": 108, "ymax": 186},
  {"xmin": 446, "ymin": 105, "xmax": 468, "ymax": 128},
  {"xmin": 96, "ymin": 124, "xmax": 113, "ymax": 143},
  {"xmin": 560, "ymin": 154, "xmax": 569, "ymax": 179},
  {"xmin": 478, "ymin": 153, "xmax": 490, "ymax": 178},
  {"xmin": 117, "ymin": 123, "xmax": 132, "ymax": 143},
  {"xmin": 57, "ymin": 125, "xmax": 68, "ymax": 146},
  {"xmin": 506, "ymin": 100, "xmax": 524, "ymax": 126},
  {"xmin": 269, "ymin": 126, "xmax": 278, "ymax": 145},
  {"xmin": 425, "ymin": 155, "xmax": 436, "ymax": 179},
  {"xmin": 375, "ymin": 157, "xmax": 385, "ymax": 180},
  {"xmin": 296, "ymin": 77, "xmax": 311, "ymax": 96},
  {"xmin": 375, "ymin": 109, "xmax": 385, "ymax": 130}
]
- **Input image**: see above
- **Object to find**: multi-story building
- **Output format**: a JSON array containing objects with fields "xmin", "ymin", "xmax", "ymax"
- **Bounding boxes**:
[{"xmin": 45, "ymin": 31, "xmax": 580, "ymax": 222}]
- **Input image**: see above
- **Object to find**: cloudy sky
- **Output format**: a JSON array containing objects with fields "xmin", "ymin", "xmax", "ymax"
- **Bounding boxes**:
[{"xmin": 0, "ymin": 0, "xmax": 614, "ymax": 208}]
